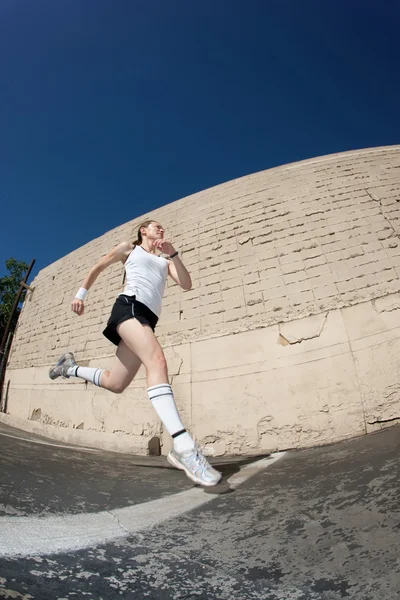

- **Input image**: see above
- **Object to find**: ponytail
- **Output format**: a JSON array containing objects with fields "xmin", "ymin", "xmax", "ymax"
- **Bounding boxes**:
[{"xmin": 132, "ymin": 219, "xmax": 154, "ymax": 247}]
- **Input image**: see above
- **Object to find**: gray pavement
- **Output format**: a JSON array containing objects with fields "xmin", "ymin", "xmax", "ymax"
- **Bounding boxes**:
[{"xmin": 0, "ymin": 422, "xmax": 399, "ymax": 599}]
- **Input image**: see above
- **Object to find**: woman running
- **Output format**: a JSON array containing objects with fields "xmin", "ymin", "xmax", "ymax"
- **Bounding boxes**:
[{"xmin": 49, "ymin": 220, "xmax": 222, "ymax": 487}]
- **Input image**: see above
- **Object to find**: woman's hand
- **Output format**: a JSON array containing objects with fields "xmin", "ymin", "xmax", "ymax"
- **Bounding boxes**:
[
  {"xmin": 71, "ymin": 298, "xmax": 85, "ymax": 316},
  {"xmin": 153, "ymin": 239, "xmax": 176, "ymax": 256}
]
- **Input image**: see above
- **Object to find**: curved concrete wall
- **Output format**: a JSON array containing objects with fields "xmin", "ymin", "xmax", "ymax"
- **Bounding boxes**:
[{"xmin": 3, "ymin": 146, "xmax": 400, "ymax": 455}]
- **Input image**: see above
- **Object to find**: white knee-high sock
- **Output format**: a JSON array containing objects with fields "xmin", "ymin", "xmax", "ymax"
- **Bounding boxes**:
[
  {"xmin": 147, "ymin": 383, "xmax": 195, "ymax": 453},
  {"xmin": 67, "ymin": 366, "xmax": 104, "ymax": 387}
]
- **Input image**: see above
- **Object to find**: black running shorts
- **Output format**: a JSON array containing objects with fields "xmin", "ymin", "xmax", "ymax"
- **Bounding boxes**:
[{"xmin": 103, "ymin": 294, "xmax": 158, "ymax": 346}]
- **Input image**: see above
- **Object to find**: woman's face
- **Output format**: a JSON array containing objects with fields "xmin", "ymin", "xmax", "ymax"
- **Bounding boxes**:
[{"xmin": 143, "ymin": 222, "xmax": 164, "ymax": 241}]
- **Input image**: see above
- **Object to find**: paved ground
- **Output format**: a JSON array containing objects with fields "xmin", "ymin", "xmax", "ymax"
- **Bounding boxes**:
[{"xmin": 0, "ymin": 422, "xmax": 399, "ymax": 599}]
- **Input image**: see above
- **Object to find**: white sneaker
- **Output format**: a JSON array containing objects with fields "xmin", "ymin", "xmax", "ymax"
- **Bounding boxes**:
[
  {"xmin": 167, "ymin": 445, "xmax": 222, "ymax": 487},
  {"xmin": 49, "ymin": 352, "xmax": 76, "ymax": 380}
]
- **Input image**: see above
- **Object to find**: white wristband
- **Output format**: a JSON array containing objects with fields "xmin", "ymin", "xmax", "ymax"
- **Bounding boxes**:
[{"xmin": 75, "ymin": 288, "xmax": 88, "ymax": 301}]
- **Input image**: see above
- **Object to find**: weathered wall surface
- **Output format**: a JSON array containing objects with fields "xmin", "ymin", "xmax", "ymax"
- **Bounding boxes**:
[{"xmin": 2, "ymin": 146, "xmax": 400, "ymax": 455}]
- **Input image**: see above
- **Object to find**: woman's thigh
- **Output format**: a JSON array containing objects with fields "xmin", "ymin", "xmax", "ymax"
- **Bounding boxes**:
[
  {"xmin": 117, "ymin": 318, "xmax": 167, "ymax": 372},
  {"xmin": 106, "ymin": 340, "xmax": 142, "ymax": 391}
]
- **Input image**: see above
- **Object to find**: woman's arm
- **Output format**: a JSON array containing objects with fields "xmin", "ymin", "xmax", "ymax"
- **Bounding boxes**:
[
  {"xmin": 154, "ymin": 239, "xmax": 192, "ymax": 291},
  {"xmin": 167, "ymin": 254, "xmax": 192, "ymax": 291},
  {"xmin": 71, "ymin": 241, "xmax": 133, "ymax": 315}
]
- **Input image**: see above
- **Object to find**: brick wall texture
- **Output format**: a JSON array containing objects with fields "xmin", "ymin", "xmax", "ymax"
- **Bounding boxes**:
[
  {"xmin": 4, "ymin": 145, "xmax": 400, "ymax": 456},
  {"xmin": 10, "ymin": 145, "xmax": 400, "ymax": 370}
]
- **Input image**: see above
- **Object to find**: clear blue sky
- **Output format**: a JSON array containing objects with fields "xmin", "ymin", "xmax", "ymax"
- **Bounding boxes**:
[{"xmin": 1, "ymin": 0, "xmax": 399, "ymax": 281}]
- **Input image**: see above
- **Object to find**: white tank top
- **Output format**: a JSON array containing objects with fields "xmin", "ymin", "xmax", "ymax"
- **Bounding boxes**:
[{"xmin": 121, "ymin": 246, "xmax": 169, "ymax": 317}]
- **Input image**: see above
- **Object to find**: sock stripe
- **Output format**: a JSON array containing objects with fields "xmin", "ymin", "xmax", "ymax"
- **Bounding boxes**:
[
  {"xmin": 171, "ymin": 429, "xmax": 186, "ymax": 439},
  {"xmin": 94, "ymin": 369, "xmax": 104, "ymax": 387},
  {"xmin": 71, "ymin": 366, "xmax": 104, "ymax": 387},
  {"xmin": 149, "ymin": 392, "xmax": 173, "ymax": 400},
  {"xmin": 147, "ymin": 384, "xmax": 172, "ymax": 392}
]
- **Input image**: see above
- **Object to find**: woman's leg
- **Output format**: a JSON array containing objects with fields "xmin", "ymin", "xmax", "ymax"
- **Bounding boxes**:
[
  {"xmin": 117, "ymin": 318, "xmax": 222, "ymax": 486},
  {"xmin": 49, "ymin": 318, "xmax": 222, "ymax": 486},
  {"xmin": 99, "ymin": 341, "xmax": 142, "ymax": 393},
  {"xmin": 117, "ymin": 318, "xmax": 193, "ymax": 451},
  {"xmin": 117, "ymin": 319, "xmax": 221, "ymax": 486},
  {"xmin": 49, "ymin": 341, "xmax": 141, "ymax": 394}
]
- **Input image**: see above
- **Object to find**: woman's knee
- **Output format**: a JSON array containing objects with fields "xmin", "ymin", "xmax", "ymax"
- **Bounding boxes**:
[
  {"xmin": 109, "ymin": 381, "xmax": 128, "ymax": 394},
  {"xmin": 102, "ymin": 373, "xmax": 128, "ymax": 394},
  {"xmin": 146, "ymin": 351, "xmax": 168, "ymax": 376}
]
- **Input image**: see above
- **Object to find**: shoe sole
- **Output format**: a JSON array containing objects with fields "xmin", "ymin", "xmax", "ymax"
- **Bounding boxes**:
[{"xmin": 167, "ymin": 452, "xmax": 222, "ymax": 487}]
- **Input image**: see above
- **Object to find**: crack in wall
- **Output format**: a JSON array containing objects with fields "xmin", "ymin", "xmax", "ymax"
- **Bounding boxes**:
[
  {"xmin": 367, "ymin": 416, "xmax": 400, "ymax": 425},
  {"xmin": 365, "ymin": 188, "xmax": 399, "ymax": 239},
  {"xmin": 372, "ymin": 294, "xmax": 400, "ymax": 313},
  {"xmin": 170, "ymin": 356, "xmax": 183, "ymax": 386},
  {"xmin": 278, "ymin": 312, "xmax": 329, "ymax": 345}
]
